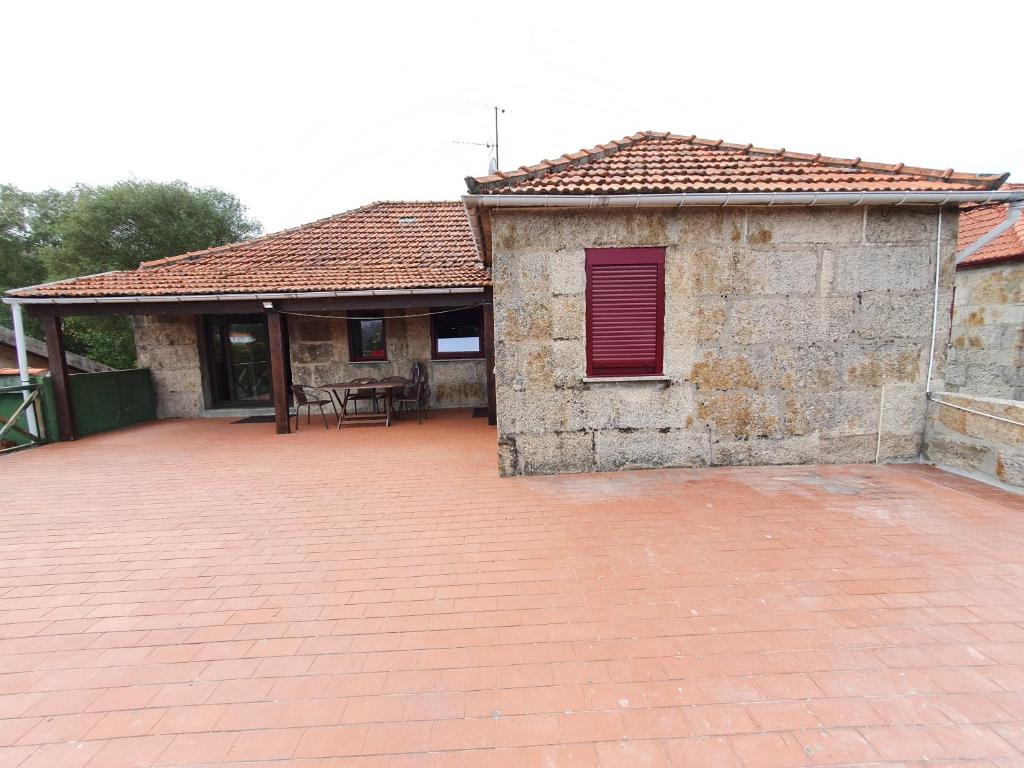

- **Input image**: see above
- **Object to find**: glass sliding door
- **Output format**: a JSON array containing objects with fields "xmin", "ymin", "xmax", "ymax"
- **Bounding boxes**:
[{"xmin": 203, "ymin": 315, "xmax": 273, "ymax": 406}]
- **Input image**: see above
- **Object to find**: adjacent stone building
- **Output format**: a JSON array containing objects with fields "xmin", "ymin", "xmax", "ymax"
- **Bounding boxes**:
[
  {"xmin": 0, "ymin": 325, "xmax": 112, "ymax": 375},
  {"xmin": 922, "ymin": 194, "xmax": 1024, "ymax": 488},
  {"xmin": 945, "ymin": 195, "xmax": 1024, "ymax": 400}
]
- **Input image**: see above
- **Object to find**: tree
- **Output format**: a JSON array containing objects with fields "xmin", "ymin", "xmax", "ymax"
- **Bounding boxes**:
[
  {"xmin": 0, "ymin": 185, "xmax": 77, "ymax": 331},
  {"xmin": 44, "ymin": 180, "xmax": 261, "ymax": 279},
  {"xmin": 1, "ymin": 180, "xmax": 261, "ymax": 369}
]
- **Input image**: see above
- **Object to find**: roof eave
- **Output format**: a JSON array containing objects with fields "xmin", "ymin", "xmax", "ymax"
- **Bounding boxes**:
[
  {"xmin": 2, "ymin": 286, "xmax": 489, "ymax": 306},
  {"xmin": 463, "ymin": 189, "xmax": 1024, "ymax": 209},
  {"xmin": 957, "ymin": 253, "xmax": 1024, "ymax": 270}
]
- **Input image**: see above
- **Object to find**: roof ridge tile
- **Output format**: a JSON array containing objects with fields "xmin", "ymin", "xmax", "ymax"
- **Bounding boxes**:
[
  {"xmin": 467, "ymin": 130, "xmax": 1009, "ymax": 195},
  {"xmin": 137, "ymin": 201, "xmax": 463, "ymax": 271}
]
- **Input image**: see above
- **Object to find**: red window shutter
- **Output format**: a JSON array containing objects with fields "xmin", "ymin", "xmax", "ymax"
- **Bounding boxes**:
[{"xmin": 585, "ymin": 247, "xmax": 665, "ymax": 377}]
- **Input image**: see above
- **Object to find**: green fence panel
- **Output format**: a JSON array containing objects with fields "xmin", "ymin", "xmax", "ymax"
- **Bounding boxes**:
[
  {"xmin": 0, "ymin": 375, "xmax": 52, "ymax": 446},
  {"xmin": 68, "ymin": 369, "xmax": 156, "ymax": 437}
]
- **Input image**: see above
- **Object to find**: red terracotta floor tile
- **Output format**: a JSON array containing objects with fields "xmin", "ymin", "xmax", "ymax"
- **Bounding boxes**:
[
  {"xmin": 595, "ymin": 738, "xmax": 670, "ymax": 767},
  {"xmin": 19, "ymin": 740, "xmax": 103, "ymax": 768},
  {"xmin": 361, "ymin": 720, "xmax": 432, "ymax": 755},
  {"xmin": 792, "ymin": 727, "xmax": 878, "ymax": 764},
  {"xmin": 664, "ymin": 735, "xmax": 737, "ymax": 766},
  {"xmin": 685, "ymin": 704, "xmax": 757, "ymax": 736},
  {"xmin": 85, "ymin": 735, "xmax": 174, "ymax": 768},
  {"xmin": 2, "ymin": 416, "xmax": 1024, "ymax": 766},
  {"xmin": 729, "ymin": 731, "xmax": 809, "ymax": 767},
  {"xmin": 294, "ymin": 724, "xmax": 367, "ymax": 758},
  {"xmin": 153, "ymin": 731, "xmax": 237, "ymax": 765},
  {"xmin": 223, "ymin": 726, "xmax": 304, "ymax": 761}
]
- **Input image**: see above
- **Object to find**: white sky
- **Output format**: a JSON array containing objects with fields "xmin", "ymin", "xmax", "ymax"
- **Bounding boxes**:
[{"xmin": 4, "ymin": 0, "xmax": 1022, "ymax": 234}]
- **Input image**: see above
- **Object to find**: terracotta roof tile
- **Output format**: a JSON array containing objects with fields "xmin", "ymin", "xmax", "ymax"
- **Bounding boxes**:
[
  {"xmin": 958, "ymin": 184, "xmax": 1024, "ymax": 268},
  {"xmin": 10, "ymin": 201, "xmax": 488, "ymax": 299},
  {"xmin": 467, "ymin": 131, "xmax": 1007, "ymax": 195}
]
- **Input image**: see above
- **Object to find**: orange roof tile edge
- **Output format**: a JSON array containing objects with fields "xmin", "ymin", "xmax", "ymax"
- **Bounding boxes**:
[
  {"xmin": 958, "ymin": 185, "xmax": 1024, "ymax": 268},
  {"xmin": 466, "ymin": 130, "xmax": 1008, "ymax": 194}
]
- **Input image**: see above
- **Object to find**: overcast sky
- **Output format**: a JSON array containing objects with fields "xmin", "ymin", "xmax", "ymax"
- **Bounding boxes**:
[{"xmin": 5, "ymin": 0, "xmax": 1022, "ymax": 234}]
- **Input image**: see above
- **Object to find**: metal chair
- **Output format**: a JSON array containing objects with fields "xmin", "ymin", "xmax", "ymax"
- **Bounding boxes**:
[
  {"xmin": 417, "ymin": 367, "xmax": 431, "ymax": 420},
  {"xmin": 395, "ymin": 378, "xmax": 427, "ymax": 424},
  {"xmin": 374, "ymin": 375, "xmax": 408, "ymax": 413},
  {"xmin": 291, "ymin": 384, "xmax": 338, "ymax": 430},
  {"xmin": 342, "ymin": 377, "xmax": 380, "ymax": 415}
]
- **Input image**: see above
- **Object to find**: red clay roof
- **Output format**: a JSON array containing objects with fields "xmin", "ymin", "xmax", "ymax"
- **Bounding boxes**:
[
  {"xmin": 9, "ymin": 201, "xmax": 488, "ymax": 299},
  {"xmin": 958, "ymin": 184, "xmax": 1024, "ymax": 268},
  {"xmin": 467, "ymin": 131, "xmax": 1008, "ymax": 195}
]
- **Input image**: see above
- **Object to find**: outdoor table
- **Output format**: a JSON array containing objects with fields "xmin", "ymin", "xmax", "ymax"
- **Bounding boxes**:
[{"xmin": 326, "ymin": 379, "xmax": 409, "ymax": 428}]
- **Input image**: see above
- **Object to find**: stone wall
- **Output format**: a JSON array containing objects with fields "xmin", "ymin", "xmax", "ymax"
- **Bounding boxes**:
[
  {"xmin": 490, "ymin": 205, "xmax": 958, "ymax": 476},
  {"xmin": 925, "ymin": 392, "xmax": 1024, "ymax": 488},
  {"xmin": 945, "ymin": 261, "xmax": 1024, "ymax": 400},
  {"xmin": 132, "ymin": 315, "xmax": 203, "ymax": 418},
  {"xmin": 132, "ymin": 310, "xmax": 487, "ymax": 418},
  {"xmin": 288, "ymin": 309, "xmax": 486, "ymax": 409}
]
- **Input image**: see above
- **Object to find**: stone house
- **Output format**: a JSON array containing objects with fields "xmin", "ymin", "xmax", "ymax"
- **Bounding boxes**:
[
  {"xmin": 5, "ymin": 130, "xmax": 1022, "ymax": 476},
  {"xmin": 462, "ymin": 132, "xmax": 1021, "ymax": 475}
]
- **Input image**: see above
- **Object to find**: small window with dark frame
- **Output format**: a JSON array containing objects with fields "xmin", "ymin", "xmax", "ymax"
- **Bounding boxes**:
[
  {"xmin": 431, "ymin": 306, "xmax": 484, "ymax": 360},
  {"xmin": 585, "ymin": 247, "xmax": 665, "ymax": 377},
  {"xmin": 347, "ymin": 312, "xmax": 387, "ymax": 362}
]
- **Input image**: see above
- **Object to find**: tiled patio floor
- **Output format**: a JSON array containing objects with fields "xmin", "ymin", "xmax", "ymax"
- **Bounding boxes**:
[{"xmin": 3, "ymin": 410, "xmax": 1024, "ymax": 767}]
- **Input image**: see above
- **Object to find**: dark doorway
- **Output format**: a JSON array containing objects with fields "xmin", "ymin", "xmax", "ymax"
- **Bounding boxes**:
[{"xmin": 203, "ymin": 315, "xmax": 273, "ymax": 407}]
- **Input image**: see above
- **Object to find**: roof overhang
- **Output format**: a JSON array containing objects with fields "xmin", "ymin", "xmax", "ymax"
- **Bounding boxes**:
[
  {"xmin": 957, "ymin": 253, "xmax": 1024, "ymax": 270},
  {"xmin": 3, "ymin": 286, "xmax": 487, "ymax": 307},
  {"xmin": 463, "ymin": 189, "xmax": 1024, "ymax": 209}
]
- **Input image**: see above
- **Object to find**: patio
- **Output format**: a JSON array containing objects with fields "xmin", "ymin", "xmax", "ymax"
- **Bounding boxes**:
[{"xmin": 2, "ymin": 412, "xmax": 1024, "ymax": 767}]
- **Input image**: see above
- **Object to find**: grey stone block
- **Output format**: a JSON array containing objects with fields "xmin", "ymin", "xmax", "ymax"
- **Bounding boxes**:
[
  {"xmin": 865, "ymin": 206, "xmax": 937, "ymax": 243},
  {"xmin": 595, "ymin": 428, "xmax": 706, "ymax": 471}
]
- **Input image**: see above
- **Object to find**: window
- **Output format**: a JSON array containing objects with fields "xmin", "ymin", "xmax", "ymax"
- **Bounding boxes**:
[
  {"xmin": 348, "ymin": 312, "xmax": 387, "ymax": 361},
  {"xmin": 432, "ymin": 306, "xmax": 484, "ymax": 359},
  {"xmin": 585, "ymin": 247, "xmax": 665, "ymax": 377}
]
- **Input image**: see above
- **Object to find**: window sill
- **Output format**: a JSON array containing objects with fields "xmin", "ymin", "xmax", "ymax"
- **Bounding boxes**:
[
  {"xmin": 431, "ymin": 357, "xmax": 485, "ymax": 363},
  {"xmin": 583, "ymin": 375, "xmax": 672, "ymax": 384}
]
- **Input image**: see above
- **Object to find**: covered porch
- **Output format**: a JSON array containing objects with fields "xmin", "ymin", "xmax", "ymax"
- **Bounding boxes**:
[
  {"xmin": 3, "ymin": 200, "xmax": 496, "ymax": 442},
  {"xmin": 12, "ymin": 288, "xmax": 497, "ymax": 441}
]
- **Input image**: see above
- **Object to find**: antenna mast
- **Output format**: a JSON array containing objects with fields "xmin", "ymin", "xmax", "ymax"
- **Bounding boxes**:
[
  {"xmin": 493, "ymin": 106, "xmax": 504, "ymax": 170},
  {"xmin": 452, "ymin": 105, "xmax": 506, "ymax": 174}
]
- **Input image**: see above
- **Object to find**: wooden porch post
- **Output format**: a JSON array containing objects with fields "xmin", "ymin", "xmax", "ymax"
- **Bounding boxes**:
[
  {"xmin": 483, "ymin": 301, "xmax": 497, "ymax": 426},
  {"xmin": 43, "ymin": 315, "xmax": 76, "ymax": 441},
  {"xmin": 266, "ymin": 310, "xmax": 290, "ymax": 435}
]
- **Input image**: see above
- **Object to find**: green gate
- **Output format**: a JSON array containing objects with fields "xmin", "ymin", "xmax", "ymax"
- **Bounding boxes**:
[{"xmin": 0, "ymin": 368, "xmax": 156, "ymax": 449}]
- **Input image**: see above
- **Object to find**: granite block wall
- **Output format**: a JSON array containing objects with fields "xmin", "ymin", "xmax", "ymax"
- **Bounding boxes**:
[{"xmin": 490, "ymin": 205, "xmax": 958, "ymax": 476}]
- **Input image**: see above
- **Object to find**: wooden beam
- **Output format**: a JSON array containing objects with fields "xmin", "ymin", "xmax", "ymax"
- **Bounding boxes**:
[
  {"xmin": 482, "ymin": 302, "xmax": 497, "ymax": 426},
  {"xmin": 42, "ymin": 315, "xmax": 76, "ymax": 441},
  {"xmin": 266, "ymin": 311, "xmax": 290, "ymax": 435},
  {"xmin": 23, "ymin": 291, "xmax": 489, "ymax": 318}
]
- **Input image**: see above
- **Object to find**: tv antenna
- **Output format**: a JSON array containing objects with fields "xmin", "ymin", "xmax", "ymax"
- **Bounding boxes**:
[{"xmin": 453, "ymin": 105, "xmax": 506, "ymax": 174}]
